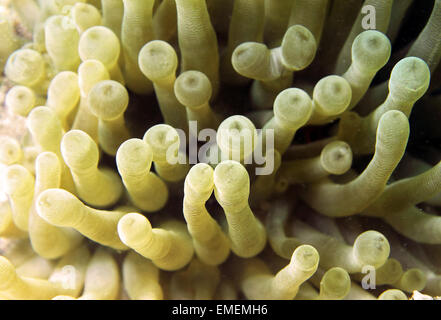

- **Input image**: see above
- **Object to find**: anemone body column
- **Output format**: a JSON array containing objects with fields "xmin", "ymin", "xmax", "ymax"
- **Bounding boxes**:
[
  {"xmin": 183, "ymin": 163, "xmax": 230, "ymax": 265},
  {"xmin": 214, "ymin": 160, "xmax": 267, "ymax": 258},
  {"xmin": 338, "ymin": 57, "xmax": 430, "ymax": 155},
  {"xmin": 28, "ymin": 152, "xmax": 83, "ymax": 259},
  {"xmin": 116, "ymin": 138, "xmax": 169, "ymax": 212},
  {"xmin": 262, "ymin": 0, "xmax": 292, "ymax": 46},
  {"xmin": 55, "ymin": 248, "xmax": 121, "ymax": 300},
  {"xmin": 175, "ymin": 70, "xmax": 219, "ymax": 131},
  {"xmin": 288, "ymin": 0, "xmax": 329, "ymax": 45},
  {"xmin": 36, "ymin": 188, "xmax": 129, "ymax": 250},
  {"xmin": 363, "ymin": 160, "xmax": 441, "ymax": 244},
  {"xmin": 175, "ymin": 0, "xmax": 220, "ymax": 99},
  {"xmin": 2, "ymin": 165, "xmax": 34, "ymax": 231},
  {"xmin": 72, "ymin": 59, "xmax": 110, "ymax": 142},
  {"xmin": 61, "ymin": 130, "xmax": 123, "ymax": 208},
  {"xmin": 121, "ymin": 0, "xmax": 154, "ymax": 94},
  {"xmin": 334, "ymin": 0, "xmax": 394, "ymax": 74},
  {"xmin": 77, "ymin": 248, "xmax": 120, "ymax": 300},
  {"xmin": 222, "ymin": 0, "xmax": 265, "ymax": 85},
  {"xmin": 118, "ymin": 213, "xmax": 194, "ymax": 271},
  {"xmin": 0, "ymin": 256, "xmax": 77, "ymax": 300},
  {"xmin": 291, "ymin": 220, "xmax": 390, "ymax": 272},
  {"xmin": 101, "ymin": 0, "xmax": 124, "ymax": 40},
  {"xmin": 78, "ymin": 26, "xmax": 125, "ymax": 84},
  {"xmin": 277, "ymin": 141, "xmax": 353, "ymax": 186},
  {"xmin": 152, "ymin": 0, "xmax": 177, "ymax": 41},
  {"xmin": 262, "ymin": 88, "xmax": 313, "ymax": 154},
  {"xmin": 46, "ymin": 71, "xmax": 81, "ymax": 130},
  {"xmin": 139, "ymin": 40, "xmax": 188, "ymax": 132},
  {"xmin": 45, "ymin": 15, "xmax": 81, "ymax": 72},
  {"xmin": 143, "ymin": 124, "xmax": 190, "ymax": 183},
  {"xmin": 342, "ymin": 30, "xmax": 391, "ymax": 110},
  {"xmin": 70, "ymin": 3, "xmax": 102, "ymax": 35},
  {"xmin": 87, "ymin": 80, "xmax": 131, "ymax": 156},
  {"xmin": 238, "ymin": 245, "xmax": 319, "ymax": 299},
  {"xmin": 404, "ymin": 0, "xmax": 441, "ymax": 73},
  {"xmin": 232, "ymin": 25, "xmax": 317, "ymax": 109},
  {"xmin": 27, "ymin": 106, "xmax": 76, "ymax": 193},
  {"xmin": 301, "ymin": 110, "xmax": 410, "ymax": 217},
  {"xmin": 122, "ymin": 252, "xmax": 163, "ymax": 300},
  {"xmin": 0, "ymin": 201, "xmax": 27, "ymax": 239}
]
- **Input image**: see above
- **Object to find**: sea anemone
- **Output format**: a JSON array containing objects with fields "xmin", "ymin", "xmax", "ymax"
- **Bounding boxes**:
[{"xmin": 0, "ymin": 0, "xmax": 440, "ymax": 300}]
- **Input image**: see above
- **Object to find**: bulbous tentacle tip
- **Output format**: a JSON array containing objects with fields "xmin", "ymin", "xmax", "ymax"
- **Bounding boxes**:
[
  {"xmin": 352, "ymin": 30, "xmax": 391, "ymax": 72},
  {"xmin": 174, "ymin": 70, "xmax": 212, "ymax": 108},
  {"xmin": 313, "ymin": 75, "xmax": 352, "ymax": 116},
  {"xmin": 116, "ymin": 138, "xmax": 153, "ymax": 176},
  {"xmin": 231, "ymin": 42, "xmax": 269, "ymax": 79},
  {"xmin": 213, "ymin": 160, "xmax": 249, "ymax": 195},
  {"xmin": 291, "ymin": 244, "xmax": 319, "ymax": 272},
  {"xmin": 139, "ymin": 40, "xmax": 178, "ymax": 82},
  {"xmin": 61, "ymin": 129, "xmax": 99, "ymax": 170},
  {"xmin": 88, "ymin": 80, "xmax": 129, "ymax": 120},
  {"xmin": 36, "ymin": 188, "xmax": 80, "ymax": 225},
  {"xmin": 353, "ymin": 230, "xmax": 390, "ymax": 269},
  {"xmin": 185, "ymin": 163, "xmax": 214, "ymax": 194},
  {"xmin": 118, "ymin": 213, "xmax": 152, "ymax": 246},
  {"xmin": 378, "ymin": 289, "xmax": 408, "ymax": 300},
  {"xmin": 320, "ymin": 141, "xmax": 353, "ymax": 175},
  {"xmin": 320, "ymin": 267, "xmax": 351, "ymax": 299},
  {"xmin": 389, "ymin": 57, "xmax": 431, "ymax": 102},
  {"xmin": 274, "ymin": 88, "xmax": 313, "ymax": 128},
  {"xmin": 281, "ymin": 24, "xmax": 317, "ymax": 71}
]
